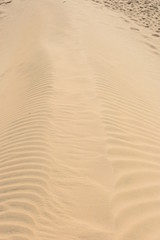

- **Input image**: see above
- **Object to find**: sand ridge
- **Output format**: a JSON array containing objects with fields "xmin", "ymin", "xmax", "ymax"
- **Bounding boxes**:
[{"xmin": 0, "ymin": 0, "xmax": 160, "ymax": 239}]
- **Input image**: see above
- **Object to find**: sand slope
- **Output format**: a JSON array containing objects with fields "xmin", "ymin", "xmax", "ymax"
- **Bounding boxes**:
[{"xmin": 0, "ymin": 0, "xmax": 160, "ymax": 239}]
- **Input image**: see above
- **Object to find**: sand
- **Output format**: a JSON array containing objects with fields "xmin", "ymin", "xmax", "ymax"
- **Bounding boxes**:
[
  {"xmin": 103, "ymin": 0, "xmax": 160, "ymax": 34},
  {"xmin": 0, "ymin": 0, "xmax": 160, "ymax": 239}
]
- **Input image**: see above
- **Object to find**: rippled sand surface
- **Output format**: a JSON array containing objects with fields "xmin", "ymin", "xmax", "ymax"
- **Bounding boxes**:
[{"xmin": 0, "ymin": 0, "xmax": 160, "ymax": 239}]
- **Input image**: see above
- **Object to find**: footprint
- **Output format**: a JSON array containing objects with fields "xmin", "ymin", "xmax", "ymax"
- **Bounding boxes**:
[
  {"xmin": 152, "ymin": 51, "xmax": 160, "ymax": 56},
  {"xmin": 121, "ymin": 17, "xmax": 130, "ymax": 24},
  {"xmin": 142, "ymin": 35, "xmax": 149, "ymax": 39},
  {"xmin": 143, "ymin": 41, "xmax": 157, "ymax": 50},
  {"xmin": 116, "ymin": 26, "xmax": 125, "ymax": 30},
  {"xmin": 152, "ymin": 34, "xmax": 160, "ymax": 38},
  {"xmin": 130, "ymin": 27, "xmax": 139, "ymax": 31}
]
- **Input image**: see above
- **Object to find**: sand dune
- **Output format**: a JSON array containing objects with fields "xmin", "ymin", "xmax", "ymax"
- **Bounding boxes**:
[{"xmin": 0, "ymin": 0, "xmax": 160, "ymax": 239}]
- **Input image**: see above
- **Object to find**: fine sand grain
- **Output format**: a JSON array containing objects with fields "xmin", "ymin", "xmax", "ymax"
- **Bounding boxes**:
[{"xmin": 0, "ymin": 0, "xmax": 160, "ymax": 239}]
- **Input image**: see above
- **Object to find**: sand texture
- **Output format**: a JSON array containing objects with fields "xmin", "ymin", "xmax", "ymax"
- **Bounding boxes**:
[
  {"xmin": 102, "ymin": 0, "xmax": 160, "ymax": 34},
  {"xmin": 0, "ymin": 0, "xmax": 160, "ymax": 239}
]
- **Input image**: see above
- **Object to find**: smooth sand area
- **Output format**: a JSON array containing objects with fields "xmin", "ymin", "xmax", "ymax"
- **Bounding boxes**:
[{"xmin": 0, "ymin": 0, "xmax": 160, "ymax": 239}]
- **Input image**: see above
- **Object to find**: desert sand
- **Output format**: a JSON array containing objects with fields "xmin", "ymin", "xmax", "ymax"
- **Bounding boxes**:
[{"xmin": 0, "ymin": 0, "xmax": 160, "ymax": 239}]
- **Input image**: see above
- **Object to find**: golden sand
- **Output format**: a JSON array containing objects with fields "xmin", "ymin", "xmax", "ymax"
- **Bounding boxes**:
[{"xmin": 0, "ymin": 0, "xmax": 160, "ymax": 239}]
